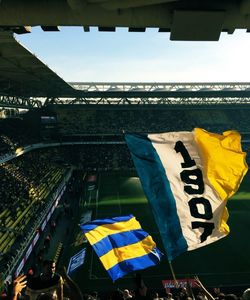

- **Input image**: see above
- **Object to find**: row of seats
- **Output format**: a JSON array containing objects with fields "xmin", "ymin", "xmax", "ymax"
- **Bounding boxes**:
[
  {"xmin": 56, "ymin": 108, "xmax": 250, "ymax": 135},
  {"xmin": 0, "ymin": 148, "xmax": 68, "ymax": 272},
  {"xmin": 0, "ymin": 169, "xmax": 65, "ymax": 255}
]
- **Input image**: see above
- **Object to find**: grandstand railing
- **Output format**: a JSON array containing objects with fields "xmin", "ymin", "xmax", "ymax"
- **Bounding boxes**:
[
  {"xmin": 1, "ymin": 135, "xmax": 250, "ymax": 165},
  {"xmin": 0, "ymin": 141, "xmax": 125, "ymax": 164}
]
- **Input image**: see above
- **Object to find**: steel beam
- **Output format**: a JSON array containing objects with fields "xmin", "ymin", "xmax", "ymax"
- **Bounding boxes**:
[{"xmin": 0, "ymin": 95, "xmax": 42, "ymax": 109}]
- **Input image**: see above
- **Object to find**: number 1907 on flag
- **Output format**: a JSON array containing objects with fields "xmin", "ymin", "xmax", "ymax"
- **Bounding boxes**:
[{"xmin": 125, "ymin": 128, "xmax": 248, "ymax": 261}]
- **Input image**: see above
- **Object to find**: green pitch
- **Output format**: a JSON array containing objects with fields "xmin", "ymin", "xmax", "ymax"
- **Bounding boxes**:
[{"xmin": 62, "ymin": 170, "xmax": 250, "ymax": 293}]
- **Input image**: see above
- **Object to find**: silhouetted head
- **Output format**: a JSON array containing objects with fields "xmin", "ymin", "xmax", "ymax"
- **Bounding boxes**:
[
  {"xmin": 42, "ymin": 260, "xmax": 56, "ymax": 278},
  {"xmin": 243, "ymin": 289, "xmax": 250, "ymax": 300}
]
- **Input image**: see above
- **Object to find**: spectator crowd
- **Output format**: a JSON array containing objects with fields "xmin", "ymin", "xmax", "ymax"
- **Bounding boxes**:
[{"xmin": 0, "ymin": 107, "xmax": 250, "ymax": 300}]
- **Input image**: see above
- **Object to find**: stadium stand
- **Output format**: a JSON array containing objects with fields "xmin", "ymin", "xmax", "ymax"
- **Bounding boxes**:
[
  {"xmin": 0, "ymin": 148, "xmax": 70, "ymax": 276},
  {"xmin": 54, "ymin": 107, "xmax": 250, "ymax": 135},
  {"xmin": 0, "ymin": 117, "xmax": 40, "ymax": 159},
  {"xmin": 0, "ymin": 106, "xmax": 250, "ymax": 299},
  {"xmin": 2, "ymin": 0, "xmax": 250, "ymax": 297}
]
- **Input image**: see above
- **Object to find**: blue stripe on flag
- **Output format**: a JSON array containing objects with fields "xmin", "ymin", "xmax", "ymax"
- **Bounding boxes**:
[
  {"xmin": 125, "ymin": 133, "xmax": 188, "ymax": 261},
  {"xmin": 80, "ymin": 215, "xmax": 134, "ymax": 233},
  {"xmin": 92, "ymin": 229, "xmax": 149, "ymax": 257},
  {"xmin": 107, "ymin": 248, "xmax": 162, "ymax": 281}
]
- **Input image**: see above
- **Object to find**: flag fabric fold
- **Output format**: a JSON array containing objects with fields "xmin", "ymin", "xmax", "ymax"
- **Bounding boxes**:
[
  {"xmin": 80, "ymin": 214, "xmax": 162, "ymax": 281},
  {"xmin": 125, "ymin": 128, "xmax": 248, "ymax": 261}
]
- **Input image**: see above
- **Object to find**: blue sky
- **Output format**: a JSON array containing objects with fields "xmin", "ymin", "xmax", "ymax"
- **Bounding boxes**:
[{"xmin": 16, "ymin": 27, "xmax": 250, "ymax": 82}]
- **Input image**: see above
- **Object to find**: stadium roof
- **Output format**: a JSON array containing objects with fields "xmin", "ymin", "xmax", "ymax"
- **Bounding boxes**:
[
  {"xmin": 1, "ymin": 1, "xmax": 250, "ymax": 101},
  {"xmin": 0, "ymin": 31, "xmax": 75, "ymax": 97},
  {"xmin": 0, "ymin": 0, "xmax": 250, "ymax": 41}
]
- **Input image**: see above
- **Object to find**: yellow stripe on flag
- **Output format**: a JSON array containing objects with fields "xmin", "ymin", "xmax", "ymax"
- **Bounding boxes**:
[
  {"xmin": 194, "ymin": 128, "xmax": 248, "ymax": 234},
  {"xmin": 85, "ymin": 217, "xmax": 142, "ymax": 245},
  {"xmin": 99, "ymin": 235, "xmax": 156, "ymax": 270},
  {"xmin": 194, "ymin": 128, "xmax": 248, "ymax": 201},
  {"xmin": 221, "ymin": 207, "xmax": 230, "ymax": 234}
]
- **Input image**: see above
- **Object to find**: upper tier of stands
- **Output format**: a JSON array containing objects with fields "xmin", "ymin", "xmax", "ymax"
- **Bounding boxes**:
[
  {"xmin": 1, "ymin": 108, "xmax": 250, "ymax": 156},
  {"xmin": 55, "ymin": 107, "xmax": 250, "ymax": 135}
]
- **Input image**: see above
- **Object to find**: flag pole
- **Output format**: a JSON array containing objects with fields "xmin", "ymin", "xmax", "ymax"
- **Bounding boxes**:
[{"xmin": 168, "ymin": 261, "xmax": 178, "ymax": 286}]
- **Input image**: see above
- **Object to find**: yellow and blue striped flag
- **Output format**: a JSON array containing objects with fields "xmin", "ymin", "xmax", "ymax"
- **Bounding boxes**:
[
  {"xmin": 125, "ymin": 128, "xmax": 248, "ymax": 261},
  {"xmin": 80, "ymin": 214, "xmax": 162, "ymax": 281}
]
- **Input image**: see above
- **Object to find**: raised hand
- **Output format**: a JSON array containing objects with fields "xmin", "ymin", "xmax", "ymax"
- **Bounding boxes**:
[{"xmin": 12, "ymin": 274, "xmax": 27, "ymax": 300}]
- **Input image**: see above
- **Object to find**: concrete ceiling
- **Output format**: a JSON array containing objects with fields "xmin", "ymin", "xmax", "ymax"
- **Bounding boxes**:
[
  {"xmin": 0, "ymin": 31, "xmax": 75, "ymax": 97},
  {"xmin": 0, "ymin": 0, "xmax": 250, "ymax": 41}
]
